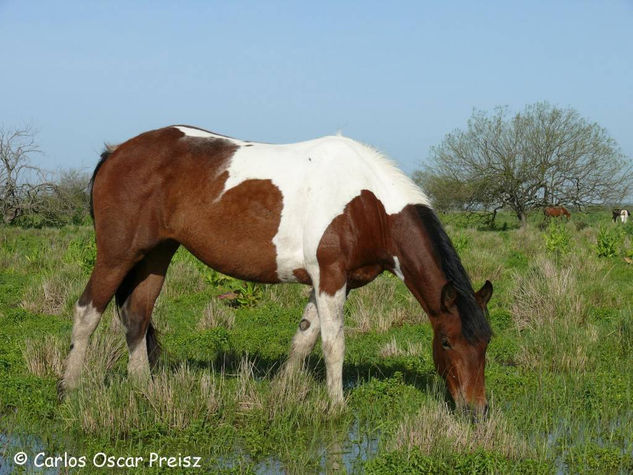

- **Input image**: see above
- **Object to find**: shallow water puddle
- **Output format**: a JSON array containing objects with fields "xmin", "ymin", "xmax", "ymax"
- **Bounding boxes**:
[
  {"xmin": 210, "ymin": 419, "xmax": 380, "ymax": 473},
  {"xmin": 0, "ymin": 433, "xmax": 57, "ymax": 475}
]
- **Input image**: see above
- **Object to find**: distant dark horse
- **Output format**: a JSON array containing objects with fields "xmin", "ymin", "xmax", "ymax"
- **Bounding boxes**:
[
  {"xmin": 62, "ymin": 125, "xmax": 493, "ymax": 415},
  {"xmin": 544, "ymin": 206, "xmax": 571, "ymax": 220},
  {"xmin": 613, "ymin": 208, "xmax": 630, "ymax": 224}
]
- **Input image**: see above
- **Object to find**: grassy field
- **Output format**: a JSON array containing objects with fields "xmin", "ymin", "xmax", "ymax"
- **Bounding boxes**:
[{"xmin": 1, "ymin": 210, "xmax": 632, "ymax": 473}]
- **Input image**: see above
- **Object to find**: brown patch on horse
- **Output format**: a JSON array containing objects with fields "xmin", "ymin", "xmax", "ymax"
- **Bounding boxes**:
[
  {"xmin": 175, "ymin": 178, "xmax": 283, "ymax": 282},
  {"xmin": 293, "ymin": 268, "xmax": 312, "ymax": 285},
  {"xmin": 316, "ymin": 190, "xmax": 392, "ymax": 295},
  {"xmin": 348, "ymin": 264, "xmax": 385, "ymax": 289},
  {"xmin": 92, "ymin": 126, "xmax": 283, "ymax": 283}
]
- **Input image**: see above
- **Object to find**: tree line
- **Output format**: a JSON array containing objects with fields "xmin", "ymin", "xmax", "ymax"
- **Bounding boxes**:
[{"xmin": 2, "ymin": 103, "xmax": 632, "ymax": 228}]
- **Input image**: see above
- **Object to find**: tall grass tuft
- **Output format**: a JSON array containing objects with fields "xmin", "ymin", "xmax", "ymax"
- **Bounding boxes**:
[
  {"xmin": 235, "ymin": 356, "xmax": 263, "ymax": 413},
  {"xmin": 140, "ymin": 364, "xmax": 221, "ymax": 429},
  {"xmin": 23, "ymin": 336, "xmax": 66, "ymax": 378},
  {"xmin": 391, "ymin": 399, "xmax": 530, "ymax": 459},
  {"xmin": 267, "ymin": 367, "xmax": 330, "ymax": 420},
  {"xmin": 511, "ymin": 257, "xmax": 583, "ymax": 331},
  {"xmin": 20, "ymin": 268, "xmax": 83, "ymax": 316},
  {"xmin": 198, "ymin": 299, "xmax": 236, "ymax": 330},
  {"xmin": 347, "ymin": 275, "xmax": 422, "ymax": 333},
  {"xmin": 379, "ymin": 337, "xmax": 423, "ymax": 358},
  {"xmin": 510, "ymin": 256, "xmax": 600, "ymax": 373}
]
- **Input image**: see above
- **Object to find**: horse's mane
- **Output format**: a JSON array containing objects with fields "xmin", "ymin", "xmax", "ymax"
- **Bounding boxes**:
[
  {"xmin": 344, "ymin": 138, "xmax": 431, "ymax": 208},
  {"xmin": 414, "ymin": 205, "xmax": 492, "ymax": 344}
]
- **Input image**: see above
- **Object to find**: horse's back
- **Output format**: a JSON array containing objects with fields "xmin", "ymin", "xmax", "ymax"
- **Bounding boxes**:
[{"xmin": 91, "ymin": 126, "xmax": 429, "ymax": 283}]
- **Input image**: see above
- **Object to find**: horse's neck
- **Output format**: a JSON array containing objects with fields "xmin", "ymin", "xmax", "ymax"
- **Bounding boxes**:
[{"xmin": 390, "ymin": 206, "xmax": 446, "ymax": 316}]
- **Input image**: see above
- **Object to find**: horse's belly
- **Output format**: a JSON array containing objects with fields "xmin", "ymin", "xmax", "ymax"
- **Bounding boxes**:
[{"xmin": 183, "ymin": 238, "xmax": 306, "ymax": 284}]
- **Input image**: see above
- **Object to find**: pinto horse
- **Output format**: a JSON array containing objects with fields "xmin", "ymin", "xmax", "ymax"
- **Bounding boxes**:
[
  {"xmin": 62, "ymin": 126, "xmax": 493, "ymax": 414},
  {"xmin": 613, "ymin": 208, "xmax": 630, "ymax": 224},
  {"xmin": 544, "ymin": 205, "xmax": 571, "ymax": 220}
]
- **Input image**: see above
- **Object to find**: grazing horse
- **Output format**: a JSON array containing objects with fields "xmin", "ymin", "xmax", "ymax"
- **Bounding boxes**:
[
  {"xmin": 612, "ymin": 209, "xmax": 622, "ymax": 223},
  {"xmin": 612, "ymin": 208, "xmax": 630, "ymax": 223},
  {"xmin": 62, "ymin": 126, "xmax": 493, "ymax": 414},
  {"xmin": 544, "ymin": 206, "xmax": 571, "ymax": 220}
]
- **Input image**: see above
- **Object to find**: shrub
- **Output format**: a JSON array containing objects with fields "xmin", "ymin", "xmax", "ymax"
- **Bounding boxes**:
[
  {"xmin": 595, "ymin": 225, "xmax": 620, "ymax": 257},
  {"xmin": 544, "ymin": 221, "xmax": 571, "ymax": 256},
  {"xmin": 63, "ymin": 234, "xmax": 97, "ymax": 274},
  {"xmin": 234, "ymin": 281, "xmax": 263, "ymax": 308}
]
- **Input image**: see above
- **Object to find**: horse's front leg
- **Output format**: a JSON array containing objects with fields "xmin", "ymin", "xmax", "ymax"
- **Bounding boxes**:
[
  {"xmin": 286, "ymin": 289, "xmax": 320, "ymax": 372},
  {"xmin": 315, "ymin": 283, "xmax": 347, "ymax": 405}
]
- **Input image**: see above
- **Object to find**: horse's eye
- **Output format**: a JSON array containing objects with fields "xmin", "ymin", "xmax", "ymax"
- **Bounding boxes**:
[{"xmin": 441, "ymin": 337, "xmax": 451, "ymax": 350}]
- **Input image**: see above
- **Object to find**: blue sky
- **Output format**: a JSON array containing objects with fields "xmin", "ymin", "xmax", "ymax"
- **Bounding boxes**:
[{"xmin": 1, "ymin": 1, "xmax": 631, "ymax": 175}]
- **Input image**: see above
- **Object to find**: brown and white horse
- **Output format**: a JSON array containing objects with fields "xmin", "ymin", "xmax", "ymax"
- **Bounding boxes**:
[
  {"xmin": 62, "ymin": 125, "xmax": 493, "ymax": 414},
  {"xmin": 544, "ymin": 205, "xmax": 571, "ymax": 220},
  {"xmin": 613, "ymin": 208, "xmax": 630, "ymax": 224}
]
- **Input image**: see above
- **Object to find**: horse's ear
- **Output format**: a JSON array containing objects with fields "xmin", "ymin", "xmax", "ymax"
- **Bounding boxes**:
[
  {"xmin": 476, "ymin": 280, "xmax": 493, "ymax": 307},
  {"xmin": 441, "ymin": 282, "xmax": 457, "ymax": 311}
]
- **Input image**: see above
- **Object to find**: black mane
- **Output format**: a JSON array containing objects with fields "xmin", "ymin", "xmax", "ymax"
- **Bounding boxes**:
[{"xmin": 414, "ymin": 205, "xmax": 492, "ymax": 343}]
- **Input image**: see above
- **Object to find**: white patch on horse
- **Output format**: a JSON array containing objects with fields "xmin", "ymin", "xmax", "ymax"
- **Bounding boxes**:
[
  {"xmin": 174, "ymin": 126, "xmax": 245, "ymax": 144},
  {"xmin": 392, "ymin": 256, "xmax": 405, "ymax": 281},
  {"xmin": 621, "ymin": 209, "xmax": 630, "ymax": 224},
  {"xmin": 63, "ymin": 302, "xmax": 102, "ymax": 389},
  {"xmin": 215, "ymin": 135, "xmax": 430, "ymax": 283}
]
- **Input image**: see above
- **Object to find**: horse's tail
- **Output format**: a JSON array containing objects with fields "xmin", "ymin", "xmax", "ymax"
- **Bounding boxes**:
[{"xmin": 89, "ymin": 144, "xmax": 119, "ymax": 221}]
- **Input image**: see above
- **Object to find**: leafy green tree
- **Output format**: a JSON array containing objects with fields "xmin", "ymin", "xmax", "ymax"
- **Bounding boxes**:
[{"xmin": 416, "ymin": 103, "xmax": 632, "ymax": 226}]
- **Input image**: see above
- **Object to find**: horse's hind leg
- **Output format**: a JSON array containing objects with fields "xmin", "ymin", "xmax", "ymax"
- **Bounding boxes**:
[
  {"xmin": 286, "ymin": 289, "xmax": 320, "ymax": 372},
  {"xmin": 115, "ymin": 241, "xmax": 178, "ymax": 382},
  {"xmin": 63, "ymin": 257, "xmax": 137, "ymax": 391}
]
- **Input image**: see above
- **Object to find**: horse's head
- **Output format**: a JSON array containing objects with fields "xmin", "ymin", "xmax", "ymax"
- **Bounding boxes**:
[{"xmin": 430, "ymin": 280, "xmax": 493, "ymax": 418}]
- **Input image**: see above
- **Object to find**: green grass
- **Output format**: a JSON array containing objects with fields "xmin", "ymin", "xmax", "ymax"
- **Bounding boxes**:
[{"xmin": 1, "ymin": 210, "xmax": 632, "ymax": 473}]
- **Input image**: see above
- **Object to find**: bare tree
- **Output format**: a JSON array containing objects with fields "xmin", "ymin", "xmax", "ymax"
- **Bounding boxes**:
[
  {"xmin": 0, "ymin": 127, "xmax": 54, "ymax": 224},
  {"xmin": 417, "ymin": 103, "xmax": 632, "ymax": 226}
]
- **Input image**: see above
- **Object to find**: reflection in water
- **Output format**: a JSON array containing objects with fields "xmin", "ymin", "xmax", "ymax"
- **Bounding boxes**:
[
  {"xmin": 254, "ymin": 420, "xmax": 380, "ymax": 474},
  {"xmin": 1, "ymin": 419, "xmax": 380, "ymax": 474},
  {"xmin": 0, "ymin": 432, "xmax": 58, "ymax": 475}
]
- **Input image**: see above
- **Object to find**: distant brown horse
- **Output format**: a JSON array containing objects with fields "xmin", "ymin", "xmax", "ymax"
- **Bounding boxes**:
[
  {"xmin": 544, "ymin": 206, "xmax": 571, "ymax": 220},
  {"xmin": 62, "ymin": 125, "xmax": 493, "ymax": 416}
]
